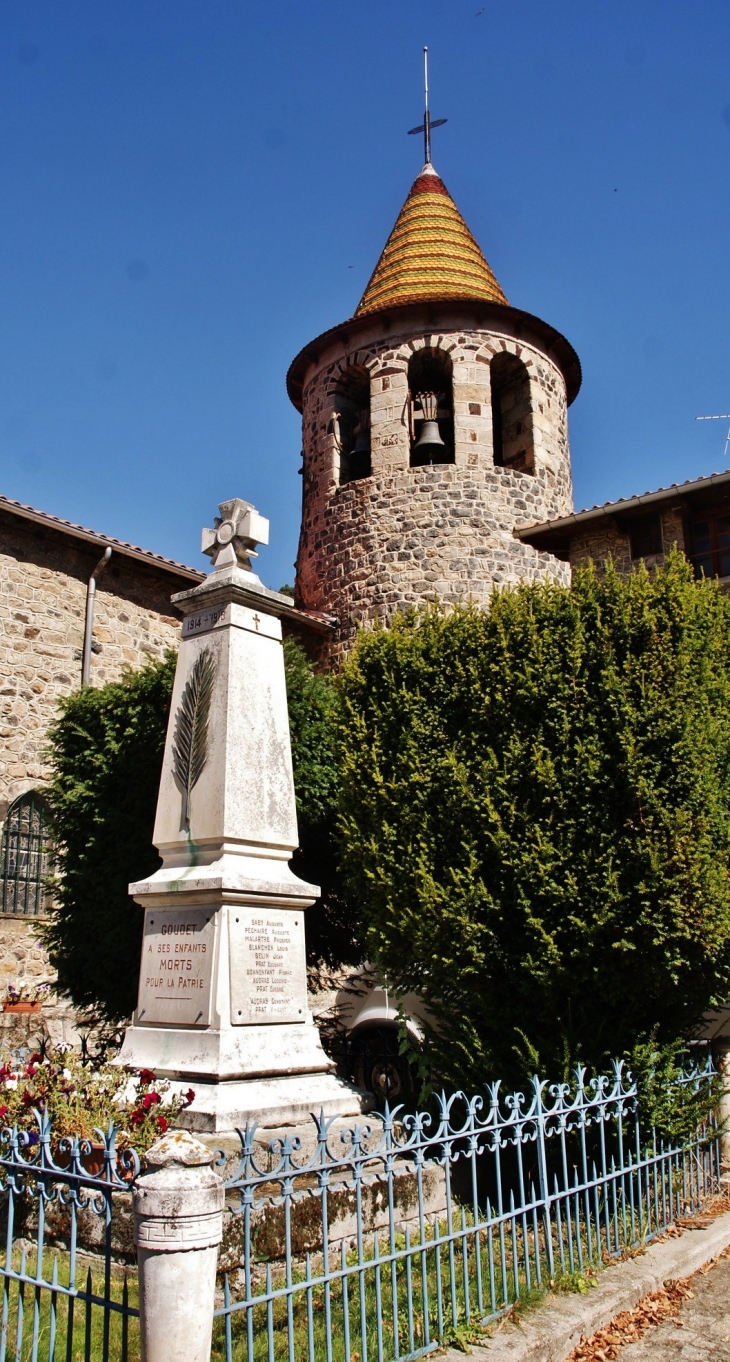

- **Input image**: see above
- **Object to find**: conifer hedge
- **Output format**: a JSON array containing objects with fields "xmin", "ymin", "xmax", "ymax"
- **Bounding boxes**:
[
  {"xmin": 338, "ymin": 554, "xmax": 730, "ymax": 1088},
  {"xmin": 43, "ymin": 638, "xmax": 353, "ymax": 1023}
]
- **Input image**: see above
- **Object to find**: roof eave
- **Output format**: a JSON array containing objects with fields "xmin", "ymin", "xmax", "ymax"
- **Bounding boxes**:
[
  {"xmin": 286, "ymin": 299, "xmax": 582, "ymax": 413},
  {"xmin": 515, "ymin": 469, "xmax": 730, "ymax": 555},
  {"xmin": 0, "ymin": 495, "xmax": 205, "ymax": 583}
]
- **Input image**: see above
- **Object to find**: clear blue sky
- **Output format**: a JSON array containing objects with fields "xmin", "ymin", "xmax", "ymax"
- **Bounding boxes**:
[{"xmin": 2, "ymin": 1, "xmax": 730, "ymax": 588}]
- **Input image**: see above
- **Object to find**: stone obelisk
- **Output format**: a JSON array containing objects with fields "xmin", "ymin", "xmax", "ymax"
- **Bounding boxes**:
[{"xmin": 118, "ymin": 498, "xmax": 366, "ymax": 1131}]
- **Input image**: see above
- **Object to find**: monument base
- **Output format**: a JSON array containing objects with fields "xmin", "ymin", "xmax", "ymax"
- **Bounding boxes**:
[
  {"xmin": 117, "ymin": 1019, "xmax": 332, "ymax": 1081},
  {"xmin": 166, "ymin": 1071, "xmax": 371, "ymax": 1133}
]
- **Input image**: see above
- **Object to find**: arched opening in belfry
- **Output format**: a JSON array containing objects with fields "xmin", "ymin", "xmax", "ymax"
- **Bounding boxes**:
[
  {"xmin": 408, "ymin": 349, "xmax": 454, "ymax": 467},
  {"xmin": 334, "ymin": 366, "xmax": 371, "ymax": 484},
  {"xmin": 490, "ymin": 353, "xmax": 534, "ymax": 473}
]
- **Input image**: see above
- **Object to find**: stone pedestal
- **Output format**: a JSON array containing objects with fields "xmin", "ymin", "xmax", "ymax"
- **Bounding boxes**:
[
  {"xmin": 133, "ymin": 1131, "xmax": 224, "ymax": 1362},
  {"xmin": 118, "ymin": 498, "xmax": 366, "ymax": 1130}
]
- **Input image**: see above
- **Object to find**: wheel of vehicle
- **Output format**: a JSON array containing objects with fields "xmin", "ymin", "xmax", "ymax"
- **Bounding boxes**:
[{"xmin": 348, "ymin": 1026, "xmax": 415, "ymax": 1101}]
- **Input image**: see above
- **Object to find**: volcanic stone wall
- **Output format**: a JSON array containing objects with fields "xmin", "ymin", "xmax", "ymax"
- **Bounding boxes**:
[
  {"xmin": 566, "ymin": 504, "xmax": 687, "ymax": 576},
  {"xmin": 0, "ymin": 510, "xmax": 187, "ymax": 818},
  {"xmin": 296, "ymin": 318, "xmax": 574, "ymax": 663}
]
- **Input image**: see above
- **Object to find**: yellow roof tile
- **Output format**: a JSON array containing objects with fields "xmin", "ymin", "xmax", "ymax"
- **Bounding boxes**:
[{"xmin": 356, "ymin": 164, "xmax": 507, "ymax": 317}]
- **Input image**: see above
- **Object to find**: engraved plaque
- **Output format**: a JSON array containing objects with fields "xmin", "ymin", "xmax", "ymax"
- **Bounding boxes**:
[
  {"xmin": 182, "ymin": 604, "xmax": 229, "ymax": 639},
  {"xmin": 229, "ymin": 909, "xmax": 307, "ymax": 1025},
  {"xmin": 137, "ymin": 908, "xmax": 215, "ymax": 1026}
]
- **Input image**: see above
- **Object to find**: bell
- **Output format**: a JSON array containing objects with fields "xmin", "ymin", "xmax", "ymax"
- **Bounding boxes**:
[
  {"xmin": 412, "ymin": 390, "xmax": 446, "ymax": 464},
  {"xmin": 412, "ymin": 419, "xmax": 445, "ymax": 457},
  {"xmin": 352, "ymin": 426, "xmax": 370, "ymax": 456}
]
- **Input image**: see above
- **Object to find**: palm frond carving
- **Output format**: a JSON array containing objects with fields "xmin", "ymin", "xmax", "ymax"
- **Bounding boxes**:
[{"xmin": 172, "ymin": 646, "xmax": 216, "ymax": 831}]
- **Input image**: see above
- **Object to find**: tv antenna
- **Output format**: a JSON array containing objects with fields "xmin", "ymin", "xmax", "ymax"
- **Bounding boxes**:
[
  {"xmin": 408, "ymin": 47, "xmax": 447, "ymax": 165},
  {"xmin": 695, "ymin": 413, "xmax": 730, "ymax": 464}
]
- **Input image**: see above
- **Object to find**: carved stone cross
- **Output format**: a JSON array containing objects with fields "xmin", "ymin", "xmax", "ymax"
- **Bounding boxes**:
[{"xmin": 200, "ymin": 498, "xmax": 269, "ymax": 573}]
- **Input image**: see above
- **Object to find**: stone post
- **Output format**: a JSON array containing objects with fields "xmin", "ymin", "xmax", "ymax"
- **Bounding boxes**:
[
  {"xmin": 713, "ymin": 1039, "xmax": 730, "ymax": 1175},
  {"xmin": 133, "ymin": 1130, "xmax": 225, "ymax": 1362}
]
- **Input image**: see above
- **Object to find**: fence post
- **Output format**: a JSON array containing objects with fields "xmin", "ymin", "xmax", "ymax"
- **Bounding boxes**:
[
  {"xmin": 133, "ymin": 1129, "xmax": 225, "ymax": 1362},
  {"xmin": 713, "ymin": 1040, "xmax": 730, "ymax": 1176}
]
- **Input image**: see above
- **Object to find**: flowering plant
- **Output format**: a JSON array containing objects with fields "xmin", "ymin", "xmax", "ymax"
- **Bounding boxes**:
[
  {"xmin": 0, "ymin": 1047, "xmax": 195, "ymax": 1154},
  {"xmin": 4, "ymin": 982, "xmax": 51, "ymax": 1005}
]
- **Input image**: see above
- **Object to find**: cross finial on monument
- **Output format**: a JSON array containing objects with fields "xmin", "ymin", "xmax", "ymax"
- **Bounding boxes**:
[
  {"xmin": 201, "ymin": 497, "xmax": 269, "ymax": 573},
  {"xmin": 408, "ymin": 46, "xmax": 447, "ymax": 165}
]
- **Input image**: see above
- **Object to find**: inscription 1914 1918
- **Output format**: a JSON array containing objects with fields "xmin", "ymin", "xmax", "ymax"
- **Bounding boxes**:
[
  {"xmin": 229, "ymin": 909, "xmax": 308, "ymax": 1025},
  {"xmin": 136, "ymin": 907, "xmax": 216, "ymax": 1027}
]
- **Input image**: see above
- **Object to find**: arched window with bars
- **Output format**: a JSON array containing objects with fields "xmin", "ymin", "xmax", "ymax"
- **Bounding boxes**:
[{"xmin": 0, "ymin": 791, "xmax": 52, "ymax": 917}]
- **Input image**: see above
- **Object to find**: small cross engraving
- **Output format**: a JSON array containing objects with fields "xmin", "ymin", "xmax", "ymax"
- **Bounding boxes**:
[{"xmin": 252, "ymin": 614, "xmax": 261, "ymax": 631}]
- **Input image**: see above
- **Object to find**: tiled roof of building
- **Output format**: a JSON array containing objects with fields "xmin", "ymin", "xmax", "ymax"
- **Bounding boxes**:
[
  {"xmin": 0, "ymin": 493, "xmax": 205, "ymax": 579},
  {"xmin": 356, "ymin": 163, "xmax": 508, "ymax": 317},
  {"xmin": 516, "ymin": 469, "xmax": 730, "ymax": 543},
  {"xmin": 0, "ymin": 492, "xmax": 336, "ymax": 633}
]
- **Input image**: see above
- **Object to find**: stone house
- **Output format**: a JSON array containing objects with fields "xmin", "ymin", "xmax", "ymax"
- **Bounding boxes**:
[
  {"xmin": 515, "ymin": 468, "xmax": 730, "ymax": 582},
  {"xmin": 0, "ymin": 492, "xmax": 205, "ymax": 1036}
]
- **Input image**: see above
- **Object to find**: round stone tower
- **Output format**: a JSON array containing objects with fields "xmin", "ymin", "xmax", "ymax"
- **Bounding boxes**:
[{"xmin": 288, "ymin": 161, "xmax": 581, "ymax": 664}]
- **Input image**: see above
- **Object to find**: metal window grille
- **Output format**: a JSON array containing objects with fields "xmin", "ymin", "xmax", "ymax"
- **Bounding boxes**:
[
  {"xmin": 0, "ymin": 791, "xmax": 52, "ymax": 917},
  {"xmin": 215, "ymin": 1059, "xmax": 720, "ymax": 1362}
]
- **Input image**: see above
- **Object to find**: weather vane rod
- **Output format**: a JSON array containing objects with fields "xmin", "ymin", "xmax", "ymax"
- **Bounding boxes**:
[{"xmin": 408, "ymin": 46, "xmax": 447, "ymax": 165}]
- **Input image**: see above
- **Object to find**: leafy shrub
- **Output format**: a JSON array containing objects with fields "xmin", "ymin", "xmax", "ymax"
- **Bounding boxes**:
[
  {"xmin": 0, "ymin": 1046, "xmax": 193, "ymax": 1153},
  {"xmin": 338, "ymin": 555, "xmax": 730, "ymax": 1091}
]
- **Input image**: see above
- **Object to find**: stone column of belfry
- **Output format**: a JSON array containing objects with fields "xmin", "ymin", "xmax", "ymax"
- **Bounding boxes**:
[{"xmin": 118, "ymin": 498, "xmax": 366, "ymax": 1130}]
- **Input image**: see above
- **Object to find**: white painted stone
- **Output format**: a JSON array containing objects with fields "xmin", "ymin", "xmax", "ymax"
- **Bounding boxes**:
[
  {"xmin": 133, "ymin": 1131, "xmax": 224, "ymax": 1362},
  {"xmin": 118, "ymin": 498, "xmax": 367, "ymax": 1130}
]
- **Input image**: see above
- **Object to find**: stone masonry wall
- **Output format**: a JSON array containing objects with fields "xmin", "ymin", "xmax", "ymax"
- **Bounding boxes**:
[
  {"xmin": 0, "ymin": 511, "xmax": 193, "ymax": 1025},
  {"xmin": 568, "ymin": 505, "xmax": 687, "ymax": 576},
  {"xmin": 296, "ymin": 314, "xmax": 573, "ymax": 663},
  {"xmin": 0, "ymin": 511, "xmax": 187, "ymax": 817}
]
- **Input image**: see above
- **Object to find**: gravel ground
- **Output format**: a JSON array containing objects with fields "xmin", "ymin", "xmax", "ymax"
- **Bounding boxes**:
[{"xmin": 612, "ymin": 1252, "xmax": 730, "ymax": 1360}]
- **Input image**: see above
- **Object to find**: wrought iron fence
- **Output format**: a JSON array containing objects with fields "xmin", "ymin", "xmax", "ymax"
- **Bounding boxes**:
[
  {"xmin": 0, "ymin": 1116, "xmax": 140, "ymax": 1361},
  {"xmin": 214, "ymin": 1059, "xmax": 720, "ymax": 1362}
]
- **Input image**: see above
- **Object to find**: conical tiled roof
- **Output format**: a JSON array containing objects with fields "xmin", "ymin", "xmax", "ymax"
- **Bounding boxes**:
[{"xmin": 356, "ymin": 163, "xmax": 507, "ymax": 317}]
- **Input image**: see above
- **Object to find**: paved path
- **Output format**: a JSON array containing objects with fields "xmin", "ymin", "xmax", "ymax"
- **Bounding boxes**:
[{"xmin": 619, "ymin": 1253, "xmax": 730, "ymax": 1360}]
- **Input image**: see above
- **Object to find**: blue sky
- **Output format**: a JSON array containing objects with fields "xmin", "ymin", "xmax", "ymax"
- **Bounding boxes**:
[{"xmin": 2, "ymin": 1, "xmax": 730, "ymax": 589}]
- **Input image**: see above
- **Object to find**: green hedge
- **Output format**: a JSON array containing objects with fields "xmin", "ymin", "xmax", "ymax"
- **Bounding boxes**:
[{"xmin": 338, "ymin": 554, "xmax": 730, "ymax": 1089}]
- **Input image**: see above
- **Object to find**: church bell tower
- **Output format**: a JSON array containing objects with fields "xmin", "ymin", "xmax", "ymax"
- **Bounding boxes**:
[{"xmin": 287, "ymin": 98, "xmax": 581, "ymax": 664}]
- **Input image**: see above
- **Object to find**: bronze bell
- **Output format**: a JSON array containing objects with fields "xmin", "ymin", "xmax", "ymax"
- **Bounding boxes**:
[
  {"xmin": 352, "ymin": 425, "xmax": 370, "ymax": 456},
  {"xmin": 412, "ymin": 390, "xmax": 446, "ymax": 463}
]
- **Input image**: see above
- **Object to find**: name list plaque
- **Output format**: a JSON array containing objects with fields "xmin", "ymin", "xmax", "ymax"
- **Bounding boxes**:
[
  {"xmin": 229, "ymin": 908, "xmax": 308, "ymax": 1025},
  {"xmin": 137, "ymin": 908, "xmax": 215, "ymax": 1027}
]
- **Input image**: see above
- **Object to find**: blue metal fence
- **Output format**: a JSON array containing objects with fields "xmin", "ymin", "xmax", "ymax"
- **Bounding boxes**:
[
  {"xmin": 0, "ymin": 1117, "xmax": 140, "ymax": 1361},
  {"xmin": 214, "ymin": 1060, "xmax": 720, "ymax": 1362}
]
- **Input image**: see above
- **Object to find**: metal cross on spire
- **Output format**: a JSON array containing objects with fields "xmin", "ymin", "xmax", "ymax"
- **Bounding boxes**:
[{"xmin": 408, "ymin": 47, "xmax": 447, "ymax": 165}]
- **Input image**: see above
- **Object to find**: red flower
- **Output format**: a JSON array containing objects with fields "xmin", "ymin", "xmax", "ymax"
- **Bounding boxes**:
[
  {"xmin": 138, "ymin": 1068, "xmax": 156, "ymax": 1086},
  {"xmin": 141, "ymin": 1092, "xmax": 161, "ymax": 1111},
  {"xmin": 157, "ymin": 1116, "xmax": 169, "ymax": 1134},
  {"xmin": 21, "ymin": 1091, "xmax": 35, "ymax": 1108},
  {"xmin": 24, "ymin": 1064, "xmax": 36, "ymax": 1078},
  {"xmin": 0, "ymin": 1106, "xmax": 9, "ymax": 1119},
  {"xmin": 129, "ymin": 1108, "xmax": 145, "ymax": 1127},
  {"xmin": 184, "ymin": 1089, "xmax": 196, "ymax": 1106},
  {"xmin": 28, "ymin": 1053, "xmax": 42, "ymax": 1065}
]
